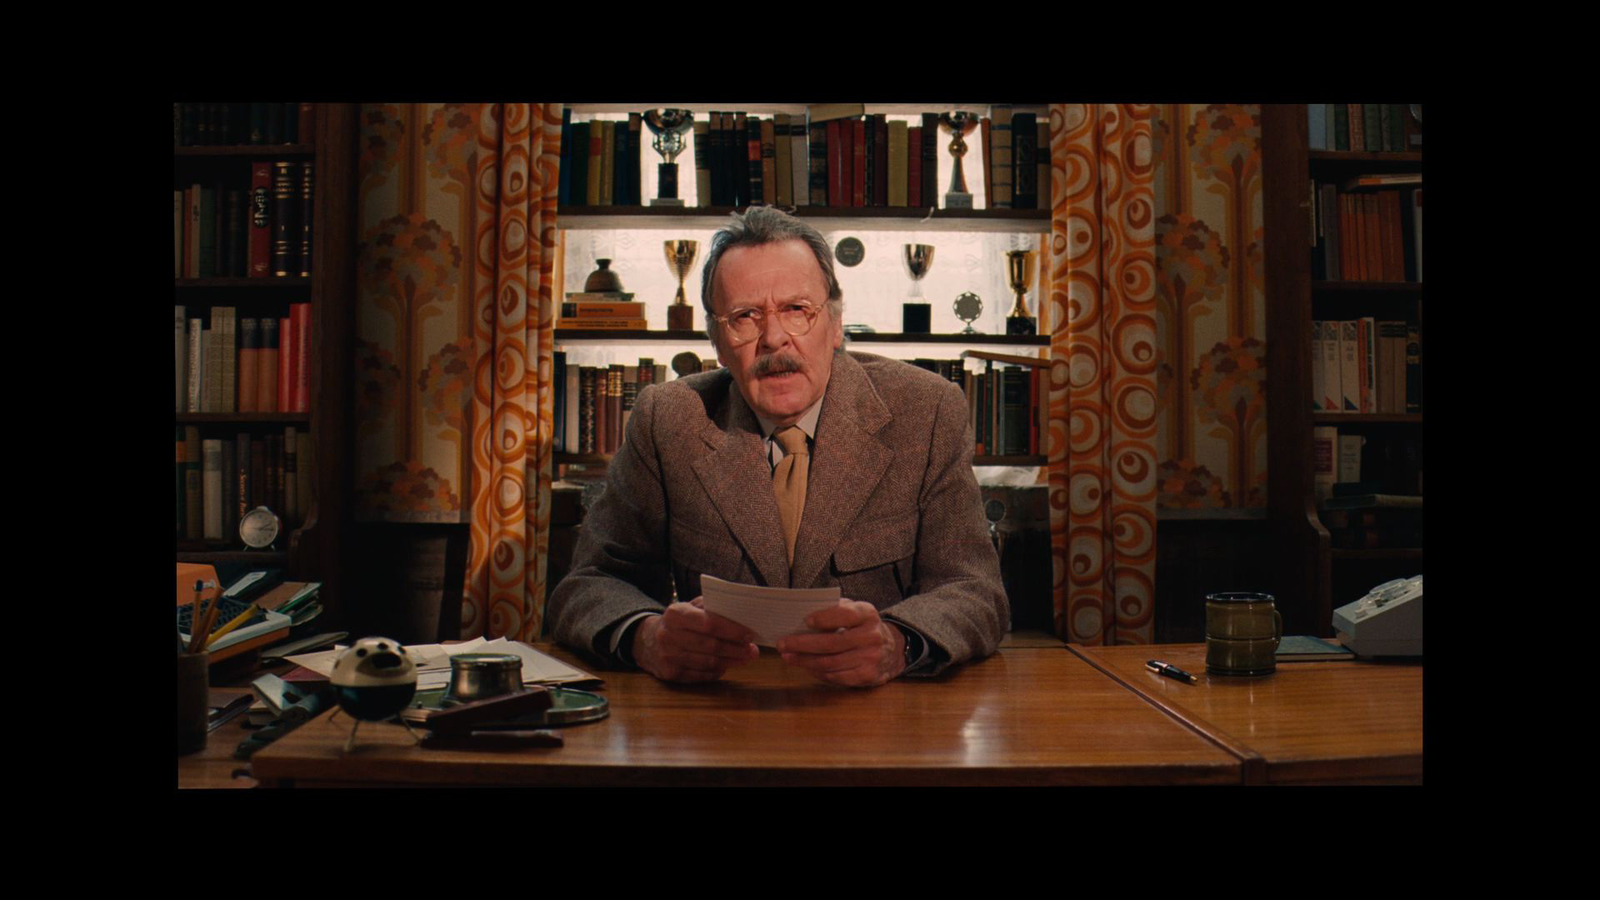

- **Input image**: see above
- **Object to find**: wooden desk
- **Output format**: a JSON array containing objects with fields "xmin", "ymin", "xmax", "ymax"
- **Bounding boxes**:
[
  {"xmin": 1069, "ymin": 644, "xmax": 1422, "ymax": 785},
  {"xmin": 248, "ymin": 645, "xmax": 1242, "ymax": 787}
]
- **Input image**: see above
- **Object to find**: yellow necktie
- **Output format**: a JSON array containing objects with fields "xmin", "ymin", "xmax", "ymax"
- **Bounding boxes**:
[{"xmin": 772, "ymin": 425, "xmax": 809, "ymax": 566}]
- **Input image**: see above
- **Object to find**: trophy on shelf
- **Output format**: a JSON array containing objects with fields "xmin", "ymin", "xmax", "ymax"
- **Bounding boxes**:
[
  {"xmin": 1005, "ymin": 249, "xmax": 1037, "ymax": 335},
  {"xmin": 953, "ymin": 291, "xmax": 983, "ymax": 334},
  {"xmin": 664, "ymin": 239, "xmax": 699, "ymax": 331},
  {"xmin": 939, "ymin": 112, "xmax": 981, "ymax": 210},
  {"xmin": 644, "ymin": 109, "xmax": 695, "ymax": 207},
  {"xmin": 903, "ymin": 244, "xmax": 935, "ymax": 333}
]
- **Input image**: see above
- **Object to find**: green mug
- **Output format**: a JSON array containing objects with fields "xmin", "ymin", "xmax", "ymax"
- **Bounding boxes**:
[{"xmin": 1205, "ymin": 592, "xmax": 1282, "ymax": 676}]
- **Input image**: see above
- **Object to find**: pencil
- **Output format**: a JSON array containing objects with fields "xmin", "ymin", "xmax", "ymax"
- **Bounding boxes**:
[
  {"xmin": 197, "ymin": 591, "xmax": 222, "ymax": 651},
  {"xmin": 187, "ymin": 580, "xmax": 206, "ymax": 655},
  {"xmin": 205, "ymin": 602, "xmax": 259, "ymax": 649}
]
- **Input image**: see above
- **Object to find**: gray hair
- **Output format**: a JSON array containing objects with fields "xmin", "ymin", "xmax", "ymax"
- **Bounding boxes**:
[{"xmin": 699, "ymin": 207, "xmax": 843, "ymax": 349}]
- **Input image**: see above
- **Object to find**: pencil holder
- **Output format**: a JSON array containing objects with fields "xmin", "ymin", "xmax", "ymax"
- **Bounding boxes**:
[{"xmin": 177, "ymin": 651, "xmax": 209, "ymax": 755}]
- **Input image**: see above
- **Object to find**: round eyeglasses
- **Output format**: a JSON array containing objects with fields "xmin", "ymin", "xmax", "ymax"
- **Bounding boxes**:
[{"xmin": 712, "ymin": 303, "xmax": 824, "ymax": 347}]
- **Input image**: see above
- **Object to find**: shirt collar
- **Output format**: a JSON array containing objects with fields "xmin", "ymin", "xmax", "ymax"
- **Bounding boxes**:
[{"xmin": 756, "ymin": 394, "xmax": 824, "ymax": 445}]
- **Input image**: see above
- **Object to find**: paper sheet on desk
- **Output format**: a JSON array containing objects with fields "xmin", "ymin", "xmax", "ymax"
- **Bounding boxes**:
[
  {"xmin": 285, "ymin": 637, "xmax": 596, "ymax": 690},
  {"xmin": 699, "ymin": 575, "xmax": 841, "ymax": 648}
]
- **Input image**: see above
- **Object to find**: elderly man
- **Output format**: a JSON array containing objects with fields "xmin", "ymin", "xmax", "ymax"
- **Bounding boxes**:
[{"xmin": 546, "ymin": 207, "xmax": 1007, "ymax": 687}]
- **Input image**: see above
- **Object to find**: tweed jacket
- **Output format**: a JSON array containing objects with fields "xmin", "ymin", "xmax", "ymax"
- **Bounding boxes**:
[{"xmin": 545, "ymin": 350, "xmax": 1009, "ymax": 676}]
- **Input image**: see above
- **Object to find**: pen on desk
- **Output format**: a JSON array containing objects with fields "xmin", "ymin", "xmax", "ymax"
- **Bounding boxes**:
[
  {"xmin": 205, "ymin": 602, "xmax": 258, "ymax": 649},
  {"xmin": 1146, "ymin": 660, "xmax": 1198, "ymax": 684}
]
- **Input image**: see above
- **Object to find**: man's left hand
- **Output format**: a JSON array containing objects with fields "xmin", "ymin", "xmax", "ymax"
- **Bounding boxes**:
[{"xmin": 776, "ymin": 600, "xmax": 904, "ymax": 687}]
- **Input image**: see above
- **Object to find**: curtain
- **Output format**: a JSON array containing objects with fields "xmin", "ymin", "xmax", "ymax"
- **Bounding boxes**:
[
  {"xmin": 354, "ymin": 103, "xmax": 562, "ymax": 642},
  {"xmin": 1152, "ymin": 104, "xmax": 1267, "ymax": 511},
  {"xmin": 1046, "ymin": 104, "xmax": 1159, "ymax": 645}
]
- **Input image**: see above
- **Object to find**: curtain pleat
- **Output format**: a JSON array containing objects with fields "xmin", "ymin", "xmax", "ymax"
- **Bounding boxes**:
[{"xmin": 1046, "ymin": 104, "xmax": 1159, "ymax": 645}]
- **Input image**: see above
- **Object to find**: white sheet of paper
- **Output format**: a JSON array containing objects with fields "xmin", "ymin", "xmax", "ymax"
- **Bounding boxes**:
[
  {"xmin": 285, "ymin": 637, "xmax": 595, "ymax": 688},
  {"xmin": 698, "ymin": 575, "xmax": 841, "ymax": 648}
]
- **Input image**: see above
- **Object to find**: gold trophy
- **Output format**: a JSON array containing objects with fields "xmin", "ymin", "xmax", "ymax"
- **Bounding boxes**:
[
  {"xmin": 664, "ymin": 239, "xmax": 699, "ymax": 331},
  {"xmin": 1005, "ymin": 249, "xmax": 1037, "ymax": 335},
  {"xmin": 939, "ymin": 112, "xmax": 980, "ymax": 209},
  {"xmin": 644, "ymin": 109, "xmax": 695, "ymax": 207}
]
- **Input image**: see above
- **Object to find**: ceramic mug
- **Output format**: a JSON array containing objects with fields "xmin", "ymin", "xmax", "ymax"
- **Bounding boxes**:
[{"xmin": 1205, "ymin": 592, "xmax": 1282, "ymax": 676}]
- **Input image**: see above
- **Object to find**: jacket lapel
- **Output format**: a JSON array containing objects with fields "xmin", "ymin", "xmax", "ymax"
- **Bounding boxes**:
[
  {"xmin": 791, "ymin": 353, "xmax": 893, "ymax": 588},
  {"xmin": 690, "ymin": 381, "xmax": 792, "ymax": 587}
]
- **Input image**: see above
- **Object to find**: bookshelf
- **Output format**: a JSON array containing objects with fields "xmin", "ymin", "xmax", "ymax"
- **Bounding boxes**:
[
  {"xmin": 554, "ymin": 103, "xmax": 1056, "ymax": 472},
  {"xmin": 174, "ymin": 103, "xmax": 357, "ymax": 621},
  {"xmin": 1262, "ymin": 104, "xmax": 1424, "ymax": 637}
]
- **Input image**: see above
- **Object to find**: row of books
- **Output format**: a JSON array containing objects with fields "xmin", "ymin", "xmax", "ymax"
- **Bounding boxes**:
[
  {"xmin": 176, "ymin": 305, "xmax": 313, "ymax": 414},
  {"xmin": 1313, "ymin": 428, "xmax": 1423, "ymax": 497},
  {"xmin": 910, "ymin": 356, "xmax": 1045, "ymax": 457},
  {"xmin": 1307, "ymin": 104, "xmax": 1420, "ymax": 153},
  {"xmin": 174, "ymin": 102, "xmax": 317, "ymax": 147},
  {"xmin": 553, "ymin": 354, "xmax": 672, "ymax": 455},
  {"xmin": 551, "ymin": 351, "xmax": 1045, "ymax": 458},
  {"xmin": 557, "ymin": 105, "xmax": 1052, "ymax": 212},
  {"xmin": 175, "ymin": 161, "xmax": 315, "ymax": 279},
  {"xmin": 1311, "ymin": 319, "xmax": 1420, "ymax": 415},
  {"xmin": 176, "ymin": 426, "xmax": 313, "ymax": 543},
  {"xmin": 1311, "ymin": 183, "xmax": 1421, "ymax": 282}
]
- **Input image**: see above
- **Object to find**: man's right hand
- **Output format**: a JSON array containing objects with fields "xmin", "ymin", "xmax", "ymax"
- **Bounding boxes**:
[{"xmin": 631, "ymin": 598, "xmax": 759, "ymax": 683}]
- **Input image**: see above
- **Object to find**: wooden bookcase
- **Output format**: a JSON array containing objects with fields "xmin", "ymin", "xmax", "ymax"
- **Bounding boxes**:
[
  {"xmin": 554, "ymin": 103, "xmax": 1055, "ymax": 470},
  {"xmin": 1262, "ymin": 104, "xmax": 1424, "ymax": 636},
  {"xmin": 173, "ymin": 103, "xmax": 357, "ymax": 622}
]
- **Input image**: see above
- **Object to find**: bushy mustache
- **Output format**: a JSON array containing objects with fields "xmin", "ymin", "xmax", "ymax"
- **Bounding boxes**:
[{"xmin": 753, "ymin": 353, "xmax": 804, "ymax": 377}]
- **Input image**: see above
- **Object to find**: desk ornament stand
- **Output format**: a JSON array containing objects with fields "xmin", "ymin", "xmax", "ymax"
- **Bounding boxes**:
[
  {"xmin": 1004, "ymin": 249, "xmax": 1037, "ymax": 336},
  {"xmin": 330, "ymin": 637, "xmax": 422, "ymax": 753},
  {"xmin": 665, "ymin": 239, "xmax": 699, "ymax": 331},
  {"xmin": 902, "ymin": 244, "xmax": 934, "ymax": 333},
  {"xmin": 939, "ymin": 112, "xmax": 980, "ymax": 210},
  {"xmin": 644, "ymin": 109, "xmax": 694, "ymax": 207}
]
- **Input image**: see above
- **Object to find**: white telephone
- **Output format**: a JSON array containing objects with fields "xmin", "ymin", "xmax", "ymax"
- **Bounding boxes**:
[{"xmin": 1332, "ymin": 575, "xmax": 1422, "ymax": 657}]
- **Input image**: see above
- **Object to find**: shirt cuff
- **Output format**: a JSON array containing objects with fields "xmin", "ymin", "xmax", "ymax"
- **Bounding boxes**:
[
  {"xmin": 607, "ymin": 611, "xmax": 660, "ymax": 668},
  {"xmin": 884, "ymin": 617, "xmax": 931, "ymax": 674}
]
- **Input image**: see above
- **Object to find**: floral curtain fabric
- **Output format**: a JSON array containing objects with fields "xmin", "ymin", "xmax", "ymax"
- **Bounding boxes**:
[{"xmin": 354, "ymin": 103, "xmax": 562, "ymax": 642}]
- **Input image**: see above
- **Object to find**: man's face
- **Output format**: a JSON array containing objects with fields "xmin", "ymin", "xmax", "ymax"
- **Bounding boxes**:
[{"xmin": 712, "ymin": 239, "xmax": 843, "ymax": 427}]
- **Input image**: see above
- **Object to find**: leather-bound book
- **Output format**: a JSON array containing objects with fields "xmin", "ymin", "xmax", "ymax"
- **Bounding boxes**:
[{"xmin": 271, "ymin": 161, "xmax": 298, "ymax": 277}]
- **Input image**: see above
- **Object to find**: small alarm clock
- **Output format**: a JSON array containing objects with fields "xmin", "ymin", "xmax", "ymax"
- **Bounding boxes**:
[{"xmin": 330, "ymin": 637, "xmax": 418, "ymax": 722}]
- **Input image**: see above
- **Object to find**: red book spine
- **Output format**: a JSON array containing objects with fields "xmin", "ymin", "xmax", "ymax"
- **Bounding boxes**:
[
  {"xmin": 292, "ymin": 303, "xmax": 312, "ymax": 412},
  {"xmin": 852, "ymin": 118, "xmax": 866, "ymax": 207},
  {"xmin": 827, "ymin": 120, "xmax": 844, "ymax": 207},
  {"xmin": 249, "ymin": 162, "xmax": 272, "ymax": 277},
  {"xmin": 908, "ymin": 126, "xmax": 923, "ymax": 208},
  {"xmin": 278, "ymin": 315, "xmax": 294, "ymax": 413}
]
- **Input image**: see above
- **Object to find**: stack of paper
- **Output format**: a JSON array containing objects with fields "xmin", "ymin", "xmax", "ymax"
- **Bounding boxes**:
[{"xmin": 286, "ymin": 637, "xmax": 597, "ymax": 690}]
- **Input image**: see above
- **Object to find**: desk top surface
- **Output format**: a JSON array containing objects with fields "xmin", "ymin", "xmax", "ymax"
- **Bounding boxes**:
[
  {"xmin": 1070, "ymin": 644, "xmax": 1423, "ymax": 784},
  {"xmin": 249, "ymin": 645, "xmax": 1242, "ymax": 787}
]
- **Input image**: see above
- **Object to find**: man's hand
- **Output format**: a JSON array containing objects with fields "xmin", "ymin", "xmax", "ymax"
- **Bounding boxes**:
[
  {"xmin": 631, "ymin": 598, "xmax": 759, "ymax": 683},
  {"xmin": 776, "ymin": 600, "xmax": 905, "ymax": 687}
]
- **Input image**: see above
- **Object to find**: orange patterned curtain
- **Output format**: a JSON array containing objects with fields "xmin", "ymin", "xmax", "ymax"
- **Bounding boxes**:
[
  {"xmin": 461, "ymin": 104, "xmax": 563, "ymax": 642},
  {"xmin": 1047, "ymin": 104, "xmax": 1158, "ymax": 645},
  {"xmin": 354, "ymin": 103, "xmax": 562, "ymax": 642}
]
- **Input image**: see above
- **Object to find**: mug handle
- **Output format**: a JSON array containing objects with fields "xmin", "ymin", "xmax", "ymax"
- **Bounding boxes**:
[{"xmin": 1272, "ymin": 610, "xmax": 1283, "ymax": 641}]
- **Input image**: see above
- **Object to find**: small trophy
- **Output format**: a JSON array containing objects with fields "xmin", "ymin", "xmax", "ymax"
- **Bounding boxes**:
[
  {"xmin": 644, "ymin": 109, "xmax": 695, "ymax": 207},
  {"xmin": 903, "ymin": 244, "xmax": 934, "ymax": 333},
  {"xmin": 665, "ymin": 239, "xmax": 699, "ymax": 331},
  {"xmin": 1005, "ymin": 250, "xmax": 1037, "ymax": 335},
  {"xmin": 953, "ymin": 291, "xmax": 983, "ymax": 334},
  {"xmin": 939, "ymin": 112, "xmax": 980, "ymax": 210}
]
